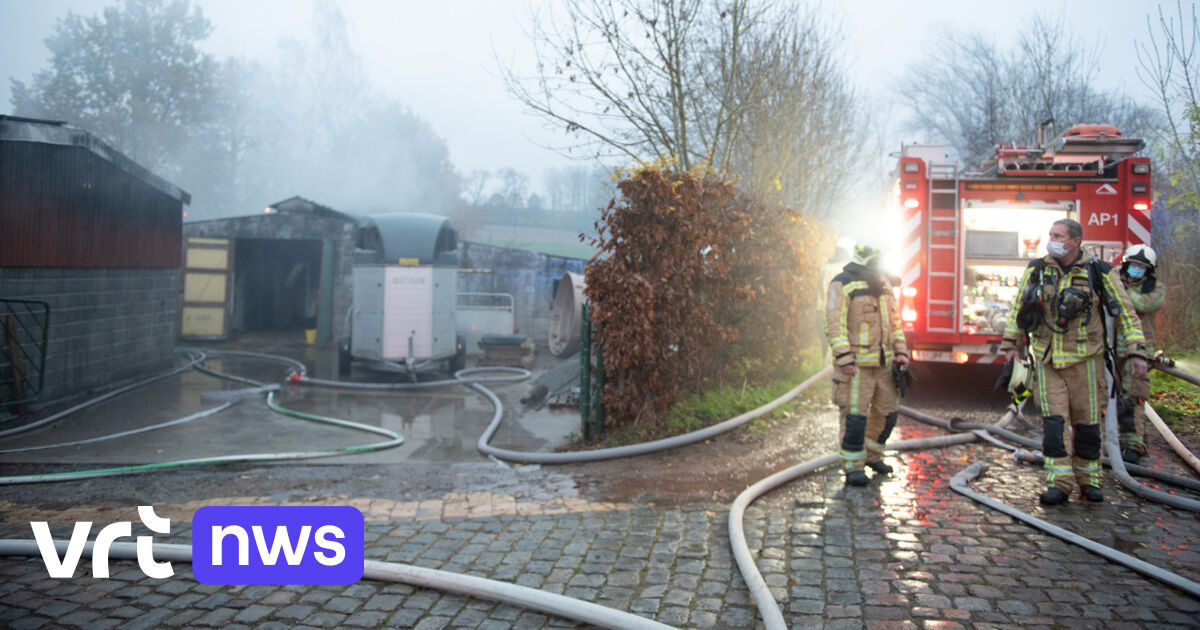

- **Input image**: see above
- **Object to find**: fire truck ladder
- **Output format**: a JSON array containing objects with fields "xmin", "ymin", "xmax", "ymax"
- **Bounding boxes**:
[{"xmin": 926, "ymin": 163, "xmax": 960, "ymax": 334}]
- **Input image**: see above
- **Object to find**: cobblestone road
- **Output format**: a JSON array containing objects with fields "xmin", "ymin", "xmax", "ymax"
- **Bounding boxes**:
[{"xmin": 3, "ymin": 422, "xmax": 1199, "ymax": 629}]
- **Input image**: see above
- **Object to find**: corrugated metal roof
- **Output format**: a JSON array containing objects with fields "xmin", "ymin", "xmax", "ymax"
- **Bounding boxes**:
[
  {"xmin": 183, "ymin": 196, "xmax": 357, "ymax": 225},
  {"xmin": 0, "ymin": 115, "xmax": 190, "ymax": 204}
]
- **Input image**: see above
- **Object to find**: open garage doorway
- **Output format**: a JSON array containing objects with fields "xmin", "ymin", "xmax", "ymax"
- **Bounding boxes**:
[{"xmin": 233, "ymin": 238, "xmax": 324, "ymax": 336}]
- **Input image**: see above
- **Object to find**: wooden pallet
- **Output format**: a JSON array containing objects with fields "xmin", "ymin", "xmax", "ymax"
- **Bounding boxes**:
[{"xmin": 477, "ymin": 340, "xmax": 536, "ymax": 369}]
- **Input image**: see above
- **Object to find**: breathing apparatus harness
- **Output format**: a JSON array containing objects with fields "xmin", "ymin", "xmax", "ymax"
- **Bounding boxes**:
[{"xmin": 1015, "ymin": 256, "xmax": 1124, "ymax": 395}]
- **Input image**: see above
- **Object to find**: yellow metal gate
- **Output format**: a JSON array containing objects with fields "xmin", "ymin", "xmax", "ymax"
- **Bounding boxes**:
[{"xmin": 180, "ymin": 237, "xmax": 233, "ymax": 340}]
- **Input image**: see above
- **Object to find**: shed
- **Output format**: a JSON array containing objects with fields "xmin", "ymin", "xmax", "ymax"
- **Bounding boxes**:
[
  {"xmin": 181, "ymin": 196, "xmax": 358, "ymax": 345},
  {"xmin": 0, "ymin": 115, "xmax": 189, "ymax": 409}
]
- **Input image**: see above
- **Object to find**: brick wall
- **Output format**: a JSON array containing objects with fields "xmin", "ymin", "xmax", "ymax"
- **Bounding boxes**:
[{"xmin": 0, "ymin": 267, "xmax": 178, "ymax": 407}]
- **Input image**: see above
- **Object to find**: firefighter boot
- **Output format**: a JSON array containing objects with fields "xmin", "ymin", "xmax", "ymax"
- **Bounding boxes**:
[
  {"xmin": 840, "ymin": 414, "xmax": 868, "ymax": 484},
  {"xmin": 1117, "ymin": 396, "xmax": 1146, "ymax": 464},
  {"xmin": 864, "ymin": 411, "xmax": 898, "ymax": 476},
  {"xmin": 1040, "ymin": 415, "xmax": 1072, "ymax": 504},
  {"xmin": 866, "ymin": 461, "xmax": 893, "ymax": 476},
  {"xmin": 1074, "ymin": 426, "xmax": 1104, "ymax": 503},
  {"xmin": 1039, "ymin": 487, "xmax": 1069, "ymax": 505}
]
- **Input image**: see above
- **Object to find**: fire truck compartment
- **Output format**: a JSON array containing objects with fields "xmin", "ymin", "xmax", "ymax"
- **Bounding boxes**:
[{"xmin": 959, "ymin": 203, "xmax": 1068, "ymax": 336}]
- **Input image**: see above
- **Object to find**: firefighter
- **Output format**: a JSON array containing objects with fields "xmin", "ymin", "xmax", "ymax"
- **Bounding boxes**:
[
  {"xmin": 1001, "ymin": 219, "xmax": 1148, "ymax": 505},
  {"xmin": 1115, "ymin": 245, "xmax": 1165, "ymax": 464},
  {"xmin": 825, "ymin": 243, "xmax": 908, "ymax": 486}
]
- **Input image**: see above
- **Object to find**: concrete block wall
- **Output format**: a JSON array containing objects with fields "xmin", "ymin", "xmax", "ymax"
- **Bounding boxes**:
[
  {"xmin": 184, "ymin": 216, "xmax": 356, "ymax": 344},
  {"xmin": 457, "ymin": 242, "xmax": 586, "ymax": 350},
  {"xmin": 0, "ymin": 268, "xmax": 178, "ymax": 407}
]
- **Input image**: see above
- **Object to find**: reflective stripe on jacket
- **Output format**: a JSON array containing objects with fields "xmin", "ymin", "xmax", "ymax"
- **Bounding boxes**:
[
  {"xmin": 826, "ymin": 269, "xmax": 907, "ymax": 367},
  {"xmin": 1118, "ymin": 276, "xmax": 1164, "ymax": 355}
]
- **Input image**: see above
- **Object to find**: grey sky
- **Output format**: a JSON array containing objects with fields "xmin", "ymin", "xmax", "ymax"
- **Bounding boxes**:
[{"xmin": 0, "ymin": 0, "xmax": 1175, "ymax": 179}]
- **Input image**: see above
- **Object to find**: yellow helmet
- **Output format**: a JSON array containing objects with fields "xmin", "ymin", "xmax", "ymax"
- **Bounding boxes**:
[{"xmin": 851, "ymin": 244, "xmax": 882, "ymax": 267}]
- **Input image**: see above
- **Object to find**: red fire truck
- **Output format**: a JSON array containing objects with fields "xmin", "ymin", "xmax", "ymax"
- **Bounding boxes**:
[{"xmin": 889, "ymin": 124, "xmax": 1152, "ymax": 365}]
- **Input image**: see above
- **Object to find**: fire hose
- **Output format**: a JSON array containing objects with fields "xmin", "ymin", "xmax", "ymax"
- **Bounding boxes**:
[
  {"xmin": 0, "ymin": 540, "xmax": 673, "ymax": 630},
  {"xmin": 4, "ymin": 348, "xmax": 1198, "ymax": 627},
  {"xmin": 731, "ymin": 402, "xmax": 1200, "ymax": 629},
  {"xmin": 1145, "ymin": 403, "xmax": 1200, "ymax": 475},
  {"xmin": 901, "ymin": 405, "xmax": 1200, "ymax": 495},
  {"xmin": 949, "ymin": 462, "xmax": 1200, "ymax": 599},
  {"xmin": 729, "ymin": 431, "xmax": 982, "ymax": 630},
  {"xmin": 1152, "ymin": 360, "xmax": 1200, "ymax": 388},
  {"xmin": 0, "ymin": 352, "xmax": 837, "ymax": 629},
  {"xmin": 0, "ymin": 351, "xmax": 404, "ymax": 485},
  {"xmin": 0, "ymin": 351, "xmax": 676, "ymax": 629}
]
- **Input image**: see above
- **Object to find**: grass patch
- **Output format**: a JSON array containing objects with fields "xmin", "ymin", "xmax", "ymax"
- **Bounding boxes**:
[
  {"xmin": 1149, "ymin": 347, "xmax": 1200, "ymax": 442},
  {"xmin": 595, "ymin": 353, "xmax": 829, "ymax": 448}
]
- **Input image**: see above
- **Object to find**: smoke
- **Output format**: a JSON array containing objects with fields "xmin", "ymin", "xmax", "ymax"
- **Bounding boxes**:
[{"xmin": 173, "ymin": 0, "xmax": 464, "ymax": 221}]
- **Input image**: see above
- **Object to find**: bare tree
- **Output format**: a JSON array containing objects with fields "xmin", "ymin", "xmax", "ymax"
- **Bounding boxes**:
[
  {"xmin": 462, "ymin": 169, "xmax": 493, "ymax": 206},
  {"xmin": 1137, "ymin": 1, "xmax": 1200, "ymax": 349},
  {"xmin": 1139, "ymin": 1, "xmax": 1200, "ymax": 206},
  {"xmin": 721, "ymin": 9, "xmax": 863, "ymax": 216},
  {"xmin": 496, "ymin": 167, "xmax": 531, "ymax": 208},
  {"xmin": 502, "ymin": 0, "xmax": 863, "ymax": 219},
  {"xmin": 898, "ymin": 13, "xmax": 1159, "ymax": 169}
]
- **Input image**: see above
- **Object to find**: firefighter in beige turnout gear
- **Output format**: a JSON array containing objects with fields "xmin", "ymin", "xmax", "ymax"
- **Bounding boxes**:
[
  {"xmin": 826, "ymin": 244, "xmax": 908, "ymax": 486},
  {"xmin": 1115, "ymin": 245, "xmax": 1165, "ymax": 464},
  {"xmin": 1002, "ymin": 219, "xmax": 1148, "ymax": 505}
]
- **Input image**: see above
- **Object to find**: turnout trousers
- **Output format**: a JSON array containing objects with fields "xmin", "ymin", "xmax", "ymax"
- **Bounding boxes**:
[
  {"xmin": 1033, "ymin": 354, "xmax": 1107, "ymax": 492},
  {"xmin": 833, "ymin": 365, "xmax": 899, "ymax": 473},
  {"xmin": 1117, "ymin": 356, "xmax": 1151, "ymax": 456}
]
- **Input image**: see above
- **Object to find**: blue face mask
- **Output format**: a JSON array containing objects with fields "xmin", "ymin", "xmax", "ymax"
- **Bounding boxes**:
[{"xmin": 1127, "ymin": 265, "xmax": 1147, "ymax": 279}]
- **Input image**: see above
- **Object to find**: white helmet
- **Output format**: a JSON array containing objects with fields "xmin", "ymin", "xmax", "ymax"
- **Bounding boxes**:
[{"xmin": 1122, "ymin": 244, "xmax": 1157, "ymax": 270}]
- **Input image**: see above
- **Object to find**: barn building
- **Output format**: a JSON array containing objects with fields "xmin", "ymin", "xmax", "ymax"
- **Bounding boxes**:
[{"xmin": 0, "ymin": 115, "xmax": 188, "ymax": 410}]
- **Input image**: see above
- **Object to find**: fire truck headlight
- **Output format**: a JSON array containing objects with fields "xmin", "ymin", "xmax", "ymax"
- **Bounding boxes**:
[
  {"xmin": 903, "ymin": 198, "xmax": 920, "ymax": 209},
  {"xmin": 902, "ymin": 287, "xmax": 917, "ymax": 298},
  {"xmin": 902, "ymin": 308, "xmax": 918, "ymax": 322},
  {"xmin": 1133, "ymin": 202, "xmax": 1149, "ymax": 211},
  {"xmin": 903, "ymin": 162, "xmax": 920, "ymax": 173},
  {"xmin": 1132, "ymin": 163, "xmax": 1150, "ymax": 174}
]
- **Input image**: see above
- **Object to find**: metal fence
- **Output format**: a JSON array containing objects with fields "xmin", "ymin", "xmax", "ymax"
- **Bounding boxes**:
[{"xmin": 0, "ymin": 298, "xmax": 49, "ymax": 407}]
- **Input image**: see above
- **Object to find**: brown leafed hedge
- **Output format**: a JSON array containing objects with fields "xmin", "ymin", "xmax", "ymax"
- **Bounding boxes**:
[{"xmin": 584, "ymin": 164, "xmax": 832, "ymax": 429}]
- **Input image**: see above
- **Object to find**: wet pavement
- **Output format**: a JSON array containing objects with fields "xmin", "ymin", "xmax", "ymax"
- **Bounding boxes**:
[{"xmin": 1, "ymin": 344, "xmax": 1199, "ymax": 628}]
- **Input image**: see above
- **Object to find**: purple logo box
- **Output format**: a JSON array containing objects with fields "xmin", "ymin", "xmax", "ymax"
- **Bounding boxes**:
[{"xmin": 192, "ymin": 506, "xmax": 364, "ymax": 585}]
